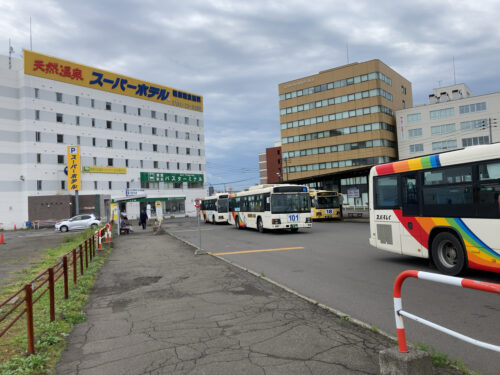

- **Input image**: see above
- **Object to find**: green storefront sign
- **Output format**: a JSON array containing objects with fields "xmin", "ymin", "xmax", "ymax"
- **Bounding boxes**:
[{"xmin": 140, "ymin": 172, "xmax": 204, "ymax": 183}]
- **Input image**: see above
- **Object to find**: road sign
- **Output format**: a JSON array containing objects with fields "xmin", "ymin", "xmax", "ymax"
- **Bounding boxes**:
[{"xmin": 194, "ymin": 198, "xmax": 202, "ymax": 208}]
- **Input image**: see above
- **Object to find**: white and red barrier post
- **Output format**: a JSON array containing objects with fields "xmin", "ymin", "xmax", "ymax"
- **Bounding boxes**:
[{"xmin": 393, "ymin": 270, "xmax": 500, "ymax": 353}]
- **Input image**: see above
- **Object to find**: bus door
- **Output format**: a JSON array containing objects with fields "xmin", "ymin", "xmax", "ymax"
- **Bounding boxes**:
[{"xmin": 400, "ymin": 173, "xmax": 425, "ymax": 257}]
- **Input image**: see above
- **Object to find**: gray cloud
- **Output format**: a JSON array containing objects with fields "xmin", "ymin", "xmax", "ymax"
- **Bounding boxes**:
[{"xmin": 2, "ymin": 0, "xmax": 499, "ymax": 189}]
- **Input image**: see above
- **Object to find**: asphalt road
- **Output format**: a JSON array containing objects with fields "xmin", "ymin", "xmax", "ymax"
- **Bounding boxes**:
[{"xmin": 164, "ymin": 218, "xmax": 500, "ymax": 375}]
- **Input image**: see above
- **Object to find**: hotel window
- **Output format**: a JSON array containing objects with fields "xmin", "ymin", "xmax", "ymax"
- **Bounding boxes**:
[
  {"xmin": 409, "ymin": 144, "xmax": 424, "ymax": 153},
  {"xmin": 35, "ymin": 110, "xmax": 40, "ymax": 120},
  {"xmin": 154, "ymin": 161, "xmax": 158, "ymax": 169},
  {"xmin": 123, "ymin": 105, "xmax": 127, "ymax": 113},
  {"xmin": 197, "ymin": 134, "xmax": 201, "ymax": 141},
  {"xmin": 165, "ymin": 129, "xmax": 168, "ymax": 136},
  {"xmin": 174, "ymin": 115, "xmax": 178, "ymax": 123},
  {"xmin": 408, "ymin": 128, "xmax": 422, "ymax": 138},
  {"xmin": 166, "ymin": 161, "xmax": 170, "ymax": 169},
  {"xmin": 92, "ymin": 118, "xmax": 95, "ymax": 127},
  {"xmin": 61, "ymin": 180, "xmax": 65, "ymax": 190},
  {"xmin": 186, "ymin": 148, "xmax": 190, "ymax": 155},
  {"xmin": 94, "ymin": 181, "xmax": 98, "ymax": 189},
  {"xmin": 56, "ymin": 92, "xmax": 62, "ymax": 102},
  {"xmin": 198, "ymin": 149, "xmax": 201, "ymax": 156},
  {"xmin": 199, "ymin": 164, "xmax": 202, "ymax": 171},
  {"xmin": 139, "ymin": 143, "xmax": 143, "ymax": 151},
  {"xmin": 107, "ymin": 139, "xmax": 113, "ymax": 148},
  {"xmin": 459, "ymin": 102, "xmax": 486, "ymax": 114},
  {"xmin": 37, "ymin": 180, "xmax": 42, "ymax": 191},
  {"xmin": 138, "ymin": 108, "xmax": 141, "ymax": 116},
  {"xmin": 176, "ymin": 147, "xmax": 179, "ymax": 154},
  {"xmin": 37, "ymin": 153, "xmax": 41, "ymax": 163},
  {"xmin": 77, "ymin": 136, "xmax": 80, "ymax": 145},
  {"xmin": 175, "ymin": 131, "xmax": 179, "ymax": 138},
  {"xmin": 126, "ymin": 182, "xmax": 130, "ymax": 189},
  {"xmin": 106, "ymin": 121, "xmax": 112, "ymax": 129},
  {"xmin": 106, "ymin": 102, "xmax": 111, "ymax": 110},
  {"xmin": 164, "ymin": 113, "xmax": 167, "ymax": 121},
  {"xmin": 196, "ymin": 119, "xmax": 200, "ymax": 126},
  {"xmin": 91, "ymin": 99, "xmax": 95, "ymax": 108},
  {"xmin": 152, "ymin": 127, "xmax": 157, "ymax": 135},
  {"xmin": 109, "ymin": 181, "xmax": 112, "ymax": 189},
  {"xmin": 124, "ymin": 123, "xmax": 127, "ymax": 131},
  {"xmin": 177, "ymin": 162, "xmax": 180, "ymax": 170},
  {"xmin": 125, "ymin": 159, "xmax": 129, "ymax": 167},
  {"xmin": 35, "ymin": 132, "xmax": 41, "ymax": 142},
  {"xmin": 184, "ymin": 117, "xmax": 189, "ymax": 124},
  {"xmin": 187, "ymin": 163, "xmax": 191, "ymax": 170},
  {"xmin": 153, "ymin": 144, "xmax": 158, "ymax": 152},
  {"xmin": 57, "ymin": 134, "xmax": 64, "ymax": 143},
  {"xmin": 139, "ymin": 125, "xmax": 142, "ymax": 133},
  {"xmin": 125, "ymin": 141, "xmax": 128, "ymax": 149},
  {"xmin": 76, "ymin": 116, "xmax": 80, "ymax": 125},
  {"xmin": 34, "ymin": 88, "xmax": 39, "ymax": 98},
  {"xmin": 108, "ymin": 158, "xmax": 113, "ymax": 166},
  {"xmin": 56, "ymin": 113, "xmax": 63, "ymax": 123},
  {"xmin": 185, "ymin": 133, "xmax": 190, "ymax": 140},
  {"xmin": 75, "ymin": 96, "xmax": 79, "ymax": 105},
  {"xmin": 151, "ymin": 110, "xmax": 156, "ymax": 119},
  {"xmin": 93, "ymin": 157, "xmax": 97, "ymax": 165},
  {"xmin": 140, "ymin": 160, "xmax": 144, "ymax": 168},
  {"xmin": 92, "ymin": 138, "xmax": 96, "ymax": 146}
]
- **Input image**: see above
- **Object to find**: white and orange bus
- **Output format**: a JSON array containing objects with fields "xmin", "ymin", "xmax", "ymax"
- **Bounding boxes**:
[{"xmin": 369, "ymin": 143, "xmax": 500, "ymax": 275}]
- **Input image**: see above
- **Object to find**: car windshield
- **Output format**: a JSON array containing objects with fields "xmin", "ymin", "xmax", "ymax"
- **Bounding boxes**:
[
  {"xmin": 217, "ymin": 198, "xmax": 229, "ymax": 213},
  {"xmin": 271, "ymin": 193, "xmax": 310, "ymax": 214},
  {"xmin": 316, "ymin": 196, "xmax": 340, "ymax": 209}
]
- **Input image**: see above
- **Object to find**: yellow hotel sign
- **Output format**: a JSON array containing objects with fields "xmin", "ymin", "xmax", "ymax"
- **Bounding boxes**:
[
  {"xmin": 67, "ymin": 146, "xmax": 81, "ymax": 191},
  {"xmin": 82, "ymin": 166, "xmax": 127, "ymax": 174},
  {"xmin": 24, "ymin": 50, "xmax": 203, "ymax": 112}
]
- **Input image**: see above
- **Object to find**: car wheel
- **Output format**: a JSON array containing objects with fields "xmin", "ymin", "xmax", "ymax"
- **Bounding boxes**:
[
  {"xmin": 60, "ymin": 225, "xmax": 69, "ymax": 233},
  {"xmin": 431, "ymin": 232, "xmax": 466, "ymax": 275},
  {"xmin": 257, "ymin": 218, "xmax": 265, "ymax": 233}
]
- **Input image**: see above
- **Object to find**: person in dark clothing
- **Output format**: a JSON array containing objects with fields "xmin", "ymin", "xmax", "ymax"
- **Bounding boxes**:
[{"xmin": 140, "ymin": 210, "xmax": 148, "ymax": 230}]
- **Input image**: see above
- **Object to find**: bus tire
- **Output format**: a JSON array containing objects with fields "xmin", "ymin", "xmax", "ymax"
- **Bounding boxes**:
[
  {"xmin": 431, "ymin": 232, "xmax": 466, "ymax": 276},
  {"xmin": 257, "ymin": 218, "xmax": 265, "ymax": 233}
]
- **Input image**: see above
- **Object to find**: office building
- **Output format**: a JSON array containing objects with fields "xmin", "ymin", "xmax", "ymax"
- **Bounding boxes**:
[
  {"xmin": 258, "ymin": 142, "xmax": 282, "ymax": 184},
  {"xmin": 278, "ymin": 60, "xmax": 411, "ymax": 208},
  {"xmin": 396, "ymin": 84, "xmax": 500, "ymax": 160},
  {"xmin": 0, "ymin": 50, "xmax": 205, "ymax": 229}
]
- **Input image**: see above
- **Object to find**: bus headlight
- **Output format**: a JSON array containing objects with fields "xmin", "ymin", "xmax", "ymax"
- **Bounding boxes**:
[{"xmin": 272, "ymin": 219, "xmax": 281, "ymax": 224}]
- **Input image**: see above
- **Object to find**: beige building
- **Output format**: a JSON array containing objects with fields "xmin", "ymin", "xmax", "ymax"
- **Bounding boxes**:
[{"xmin": 278, "ymin": 60, "xmax": 412, "ymax": 208}]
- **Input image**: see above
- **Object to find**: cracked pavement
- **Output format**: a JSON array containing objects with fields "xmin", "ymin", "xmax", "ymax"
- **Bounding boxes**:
[{"xmin": 56, "ymin": 229, "xmax": 461, "ymax": 375}]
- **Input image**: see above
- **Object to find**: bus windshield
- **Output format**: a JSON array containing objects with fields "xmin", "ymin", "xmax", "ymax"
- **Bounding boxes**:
[
  {"xmin": 271, "ymin": 193, "xmax": 310, "ymax": 214},
  {"xmin": 217, "ymin": 198, "xmax": 228, "ymax": 213},
  {"xmin": 316, "ymin": 195, "xmax": 339, "ymax": 209}
]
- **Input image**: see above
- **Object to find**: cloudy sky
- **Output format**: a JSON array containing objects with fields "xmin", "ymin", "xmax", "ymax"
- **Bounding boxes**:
[{"xmin": 2, "ymin": 0, "xmax": 499, "ymax": 190}]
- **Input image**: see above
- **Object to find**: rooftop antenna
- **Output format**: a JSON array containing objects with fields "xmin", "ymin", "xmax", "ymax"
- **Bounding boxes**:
[
  {"xmin": 30, "ymin": 16, "xmax": 32, "ymax": 50},
  {"xmin": 8, "ymin": 39, "xmax": 14, "ymax": 69},
  {"xmin": 452, "ymin": 56, "xmax": 456, "ymax": 84}
]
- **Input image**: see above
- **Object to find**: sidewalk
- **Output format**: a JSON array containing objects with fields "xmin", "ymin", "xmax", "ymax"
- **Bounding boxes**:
[{"xmin": 56, "ymin": 229, "xmax": 459, "ymax": 375}]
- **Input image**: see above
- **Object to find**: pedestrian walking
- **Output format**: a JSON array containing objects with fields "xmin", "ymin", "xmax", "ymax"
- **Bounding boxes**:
[{"xmin": 140, "ymin": 209, "xmax": 148, "ymax": 230}]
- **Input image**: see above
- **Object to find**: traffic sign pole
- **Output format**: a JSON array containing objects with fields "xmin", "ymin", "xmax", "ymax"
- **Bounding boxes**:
[{"xmin": 194, "ymin": 198, "xmax": 202, "ymax": 254}]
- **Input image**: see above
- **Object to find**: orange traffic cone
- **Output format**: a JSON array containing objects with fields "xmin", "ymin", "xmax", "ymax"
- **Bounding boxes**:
[{"xmin": 0, "ymin": 232, "xmax": 5, "ymax": 245}]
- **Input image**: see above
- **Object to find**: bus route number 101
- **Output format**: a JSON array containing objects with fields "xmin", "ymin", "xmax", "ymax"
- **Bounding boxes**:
[{"xmin": 288, "ymin": 214, "xmax": 299, "ymax": 222}]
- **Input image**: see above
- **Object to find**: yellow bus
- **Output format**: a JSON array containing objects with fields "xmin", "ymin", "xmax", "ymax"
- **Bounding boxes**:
[{"xmin": 309, "ymin": 190, "xmax": 341, "ymax": 220}]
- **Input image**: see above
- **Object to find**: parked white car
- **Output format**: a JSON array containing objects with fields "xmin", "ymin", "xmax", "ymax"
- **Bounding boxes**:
[{"xmin": 55, "ymin": 214, "xmax": 100, "ymax": 232}]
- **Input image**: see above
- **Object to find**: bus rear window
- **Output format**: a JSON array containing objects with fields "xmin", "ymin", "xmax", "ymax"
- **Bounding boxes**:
[{"xmin": 374, "ymin": 176, "xmax": 399, "ymax": 209}]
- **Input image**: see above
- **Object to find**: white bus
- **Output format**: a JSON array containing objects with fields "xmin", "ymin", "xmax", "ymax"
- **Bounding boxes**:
[
  {"xmin": 200, "ymin": 193, "xmax": 229, "ymax": 224},
  {"xmin": 228, "ymin": 184, "xmax": 312, "ymax": 233},
  {"xmin": 369, "ymin": 143, "xmax": 500, "ymax": 275}
]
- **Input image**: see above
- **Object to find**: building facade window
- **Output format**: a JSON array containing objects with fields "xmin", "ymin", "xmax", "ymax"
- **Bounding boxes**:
[
  {"xmin": 92, "ymin": 118, "xmax": 95, "ymax": 127},
  {"xmin": 125, "ymin": 159, "xmax": 129, "ymax": 167},
  {"xmin": 76, "ymin": 116, "xmax": 80, "ymax": 125},
  {"xmin": 139, "ymin": 125, "xmax": 142, "ymax": 133},
  {"xmin": 459, "ymin": 102, "xmax": 486, "ymax": 114},
  {"xmin": 184, "ymin": 117, "xmax": 189, "ymax": 124},
  {"xmin": 56, "ymin": 92, "xmax": 62, "ymax": 102},
  {"xmin": 75, "ymin": 96, "xmax": 79, "ymax": 105},
  {"xmin": 164, "ymin": 113, "xmax": 167, "ymax": 121},
  {"xmin": 57, "ymin": 134, "xmax": 64, "ymax": 143},
  {"xmin": 186, "ymin": 148, "xmax": 190, "ymax": 155},
  {"xmin": 125, "ymin": 141, "xmax": 128, "ymax": 149},
  {"xmin": 34, "ymin": 88, "xmax": 39, "ymax": 98},
  {"xmin": 408, "ymin": 128, "xmax": 423, "ymax": 138},
  {"xmin": 36, "ymin": 132, "xmax": 41, "ymax": 142},
  {"xmin": 93, "ymin": 157, "xmax": 96, "ymax": 166},
  {"xmin": 154, "ymin": 161, "xmax": 158, "ymax": 169},
  {"xmin": 430, "ymin": 108, "xmax": 454, "ymax": 120},
  {"xmin": 77, "ymin": 136, "xmax": 80, "ymax": 145},
  {"xmin": 37, "ymin": 153, "xmax": 41, "ymax": 163},
  {"xmin": 109, "ymin": 181, "xmax": 112, "ymax": 189},
  {"xmin": 174, "ymin": 115, "xmax": 178, "ymax": 123},
  {"xmin": 94, "ymin": 181, "xmax": 98, "ymax": 189},
  {"xmin": 56, "ymin": 113, "xmax": 63, "ymax": 123},
  {"xmin": 123, "ymin": 105, "xmax": 127, "ymax": 113},
  {"xmin": 35, "ymin": 110, "xmax": 40, "ymax": 120},
  {"xmin": 107, "ymin": 139, "xmax": 113, "ymax": 148},
  {"xmin": 153, "ymin": 144, "xmax": 158, "ymax": 152},
  {"xmin": 431, "ymin": 123, "xmax": 456, "ymax": 135},
  {"xmin": 152, "ymin": 127, "xmax": 157, "ymax": 135},
  {"xmin": 432, "ymin": 139, "xmax": 457, "ymax": 151},
  {"xmin": 462, "ymin": 136, "xmax": 489, "ymax": 147},
  {"xmin": 92, "ymin": 138, "xmax": 96, "ymax": 146},
  {"xmin": 61, "ymin": 180, "xmax": 65, "ymax": 190},
  {"xmin": 187, "ymin": 163, "xmax": 191, "ymax": 170},
  {"xmin": 151, "ymin": 110, "xmax": 156, "ymax": 119},
  {"xmin": 407, "ymin": 113, "xmax": 421, "ymax": 123},
  {"xmin": 106, "ymin": 120, "xmax": 112, "ymax": 129},
  {"xmin": 108, "ymin": 158, "xmax": 113, "ymax": 166},
  {"xmin": 460, "ymin": 119, "xmax": 487, "ymax": 131},
  {"xmin": 106, "ymin": 102, "xmax": 111, "ymax": 110},
  {"xmin": 138, "ymin": 108, "xmax": 141, "ymax": 116},
  {"xmin": 124, "ymin": 123, "xmax": 127, "ymax": 131},
  {"xmin": 91, "ymin": 99, "xmax": 95, "ymax": 108},
  {"xmin": 139, "ymin": 143, "xmax": 143, "ymax": 151},
  {"xmin": 409, "ymin": 144, "xmax": 424, "ymax": 153},
  {"xmin": 37, "ymin": 180, "xmax": 42, "ymax": 191}
]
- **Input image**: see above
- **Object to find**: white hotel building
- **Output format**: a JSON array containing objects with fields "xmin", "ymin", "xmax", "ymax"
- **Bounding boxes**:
[
  {"xmin": 0, "ymin": 51, "xmax": 205, "ymax": 229},
  {"xmin": 396, "ymin": 84, "xmax": 500, "ymax": 160}
]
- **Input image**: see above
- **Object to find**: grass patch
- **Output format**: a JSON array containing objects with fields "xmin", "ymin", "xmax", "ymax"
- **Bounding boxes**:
[
  {"xmin": 339, "ymin": 315, "xmax": 350, "ymax": 323},
  {"xmin": 370, "ymin": 325, "xmax": 378, "ymax": 334},
  {"xmin": 0, "ymin": 228, "xmax": 111, "ymax": 375},
  {"xmin": 414, "ymin": 342, "xmax": 478, "ymax": 375}
]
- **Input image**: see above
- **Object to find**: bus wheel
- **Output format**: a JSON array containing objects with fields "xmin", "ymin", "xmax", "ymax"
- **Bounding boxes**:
[
  {"xmin": 257, "ymin": 218, "xmax": 265, "ymax": 233},
  {"xmin": 431, "ymin": 232, "xmax": 466, "ymax": 276},
  {"xmin": 291, "ymin": 228, "xmax": 299, "ymax": 233}
]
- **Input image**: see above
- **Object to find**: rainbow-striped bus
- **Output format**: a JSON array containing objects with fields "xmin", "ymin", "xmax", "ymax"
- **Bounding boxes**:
[{"xmin": 369, "ymin": 143, "xmax": 500, "ymax": 275}]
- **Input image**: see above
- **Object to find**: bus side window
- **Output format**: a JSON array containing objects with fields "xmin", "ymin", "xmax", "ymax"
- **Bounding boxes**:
[
  {"xmin": 264, "ymin": 193, "xmax": 270, "ymax": 211},
  {"xmin": 478, "ymin": 161, "xmax": 500, "ymax": 217}
]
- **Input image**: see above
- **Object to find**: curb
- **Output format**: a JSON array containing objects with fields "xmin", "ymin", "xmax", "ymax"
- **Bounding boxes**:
[{"xmin": 166, "ymin": 229, "xmax": 398, "ymax": 345}]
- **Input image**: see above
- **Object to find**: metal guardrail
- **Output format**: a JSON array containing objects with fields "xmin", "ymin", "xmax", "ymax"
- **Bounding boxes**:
[
  {"xmin": 0, "ymin": 224, "xmax": 112, "ymax": 355},
  {"xmin": 393, "ymin": 270, "xmax": 500, "ymax": 353}
]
